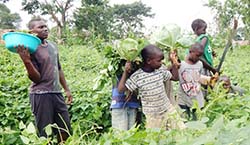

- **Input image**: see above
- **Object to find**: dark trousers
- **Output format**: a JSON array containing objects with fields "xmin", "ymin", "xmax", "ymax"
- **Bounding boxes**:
[
  {"xmin": 179, "ymin": 105, "xmax": 197, "ymax": 121},
  {"xmin": 30, "ymin": 93, "xmax": 71, "ymax": 137}
]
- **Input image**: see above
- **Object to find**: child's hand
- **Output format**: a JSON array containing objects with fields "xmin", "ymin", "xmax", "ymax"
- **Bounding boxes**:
[
  {"xmin": 125, "ymin": 94, "xmax": 132, "ymax": 102},
  {"xmin": 125, "ymin": 61, "xmax": 132, "ymax": 73},
  {"xmin": 210, "ymin": 72, "xmax": 219, "ymax": 87},
  {"xmin": 124, "ymin": 91, "xmax": 133, "ymax": 102},
  {"xmin": 212, "ymin": 50, "xmax": 217, "ymax": 58},
  {"xmin": 169, "ymin": 51, "xmax": 180, "ymax": 68}
]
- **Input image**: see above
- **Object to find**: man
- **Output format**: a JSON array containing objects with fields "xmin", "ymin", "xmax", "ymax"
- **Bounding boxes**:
[{"xmin": 16, "ymin": 17, "xmax": 72, "ymax": 143}]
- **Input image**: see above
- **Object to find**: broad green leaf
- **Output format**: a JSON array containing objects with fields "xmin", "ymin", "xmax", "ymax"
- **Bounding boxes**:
[
  {"xmin": 27, "ymin": 122, "xmax": 36, "ymax": 134},
  {"xmin": 115, "ymin": 38, "xmax": 140, "ymax": 61},
  {"xmin": 185, "ymin": 121, "xmax": 207, "ymax": 130},
  {"xmin": 201, "ymin": 117, "xmax": 209, "ymax": 123},
  {"xmin": 123, "ymin": 142, "xmax": 131, "ymax": 145},
  {"xmin": 176, "ymin": 35, "xmax": 195, "ymax": 48},
  {"xmin": 149, "ymin": 140, "xmax": 157, "ymax": 145},
  {"xmin": 104, "ymin": 140, "xmax": 112, "ymax": 145},
  {"xmin": 150, "ymin": 23, "xmax": 181, "ymax": 50},
  {"xmin": 211, "ymin": 115, "xmax": 224, "ymax": 131},
  {"xmin": 20, "ymin": 135, "xmax": 30, "ymax": 144},
  {"xmin": 19, "ymin": 121, "xmax": 26, "ymax": 130},
  {"xmin": 45, "ymin": 125, "xmax": 52, "ymax": 136}
]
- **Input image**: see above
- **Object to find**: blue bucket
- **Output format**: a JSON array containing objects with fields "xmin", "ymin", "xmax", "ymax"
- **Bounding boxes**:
[{"xmin": 2, "ymin": 32, "xmax": 41, "ymax": 54}]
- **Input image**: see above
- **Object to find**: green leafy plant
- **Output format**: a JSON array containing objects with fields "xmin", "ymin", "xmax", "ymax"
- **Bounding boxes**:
[
  {"xmin": 115, "ymin": 38, "xmax": 141, "ymax": 61},
  {"xmin": 0, "ymin": 37, "xmax": 249, "ymax": 145},
  {"xmin": 150, "ymin": 23, "xmax": 195, "ymax": 51}
]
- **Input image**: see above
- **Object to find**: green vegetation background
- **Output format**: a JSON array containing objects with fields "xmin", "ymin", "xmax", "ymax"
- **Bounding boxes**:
[{"xmin": 0, "ymin": 43, "xmax": 249, "ymax": 144}]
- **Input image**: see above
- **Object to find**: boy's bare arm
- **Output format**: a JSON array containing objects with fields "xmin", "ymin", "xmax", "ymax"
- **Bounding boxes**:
[
  {"xmin": 199, "ymin": 75, "xmax": 211, "ymax": 85},
  {"xmin": 199, "ymin": 58, "xmax": 217, "ymax": 74},
  {"xmin": 168, "ymin": 50, "xmax": 180, "ymax": 81},
  {"xmin": 168, "ymin": 64, "xmax": 179, "ymax": 81},
  {"xmin": 199, "ymin": 37, "xmax": 218, "ymax": 74},
  {"xmin": 125, "ymin": 90, "xmax": 133, "ymax": 101},
  {"xmin": 200, "ymin": 37, "xmax": 208, "ymax": 53},
  {"xmin": 117, "ymin": 61, "xmax": 131, "ymax": 93},
  {"xmin": 200, "ymin": 73, "xmax": 219, "ymax": 87}
]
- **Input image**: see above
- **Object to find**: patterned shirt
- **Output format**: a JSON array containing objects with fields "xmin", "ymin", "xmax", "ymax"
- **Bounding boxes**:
[
  {"xmin": 177, "ymin": 61, "xmax": 204, "ymax": 108},
  {"xmin": 125, "ymin": 66, "xmax": 172, "ymax": 115}
]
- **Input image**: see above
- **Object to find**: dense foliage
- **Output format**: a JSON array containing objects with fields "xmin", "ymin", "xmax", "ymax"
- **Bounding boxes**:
[
  {"xmin": 0, "ymin": 3, "xmax": 21, "ymax": 29},
  {"xmin": 74, "ymin": 0, "xmax": 154, "ymax": 39},
  {"xmin": 0, "ymin": 38, "xmax": 249, "ymax": 144},
  {"xmin": 1, "ymin": 0, "xmax": 249, "ymax": 144},
  {"xmin": 0, "ymin": 43, "xmax": 111, "ymax": 144},
  {"xmin": 21, "ymin": 0, "xmax": 74, "ymax": 38},
  {"xmin": 206, "ymin": 0, "xmax": 250, "ymax": 40}
]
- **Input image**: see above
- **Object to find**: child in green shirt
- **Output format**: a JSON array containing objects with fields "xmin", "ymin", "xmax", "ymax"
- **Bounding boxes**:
[
  {"xmin": 191, "ymin": 18, "xmax": 217, "ymax": 75},
  {"xmin": 191, "ymin": 19, "xmax": 218, "ymax": 100}
]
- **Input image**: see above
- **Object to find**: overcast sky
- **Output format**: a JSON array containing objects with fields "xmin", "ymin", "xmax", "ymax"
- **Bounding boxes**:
[
  {"xmin": 5, "ymin": 0, "xmax": 216, "ymax": 33},
  {"xmin": 110, "ymin": 0, "xmax": 215, "ymax": 33}
]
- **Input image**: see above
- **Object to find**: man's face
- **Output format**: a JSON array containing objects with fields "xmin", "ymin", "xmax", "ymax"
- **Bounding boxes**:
[{"xmin": 31, "ymin": 20, "xmax": 49, "ymax": 40}]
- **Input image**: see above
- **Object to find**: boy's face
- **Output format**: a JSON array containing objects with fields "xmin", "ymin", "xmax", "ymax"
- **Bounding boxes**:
[
  {"xmin": 148, "ymin": 52, "xmax": 164, "ymax": 69},
  {"xmin": 223, "ymin": 79, "xmax": 231, "ymax": 90},
  {"xmin": 189, "ymin": 50, "xmax": 202, "ymax": 63},
  {"xmin": 195, "ymin": 24, "xmax": 207, "ymax": 36},
  {"xmin": 31, "ymin": 20, "xmax": 49, "ymax": 40}
]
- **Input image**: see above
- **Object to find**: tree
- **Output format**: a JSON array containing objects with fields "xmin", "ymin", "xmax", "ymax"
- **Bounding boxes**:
[
  {"xmin": 206, "ymin": 0, "xmax": 250, "ymax": 39},
  {"xmin": 73, "ymin": 0, "xmax": 113, "ymax": 39},
  {"xmin": 21, "ymin": 0, "xmax": 74, "ymax": 38},
  {"xmin": 112, "ymin": 1, "xmax": 154, "ymax": 38},
  {"xmin": 74, "ymin": 0, "xmax": 154, "ymax": 39},
  {"xmin": 0, "ymin": 3, "xmax": 21, "ymax": 29}
]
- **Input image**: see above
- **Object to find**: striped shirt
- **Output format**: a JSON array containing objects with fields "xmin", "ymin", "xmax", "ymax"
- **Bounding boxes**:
[{"xmin": 125, "ymin": 66, "xmax": 172, "ymax": 115}]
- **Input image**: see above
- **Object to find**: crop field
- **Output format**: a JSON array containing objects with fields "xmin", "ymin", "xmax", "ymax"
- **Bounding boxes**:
[{"xmin": 0, "ymin": 43, "xmax": 249, "ymax": 144}]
